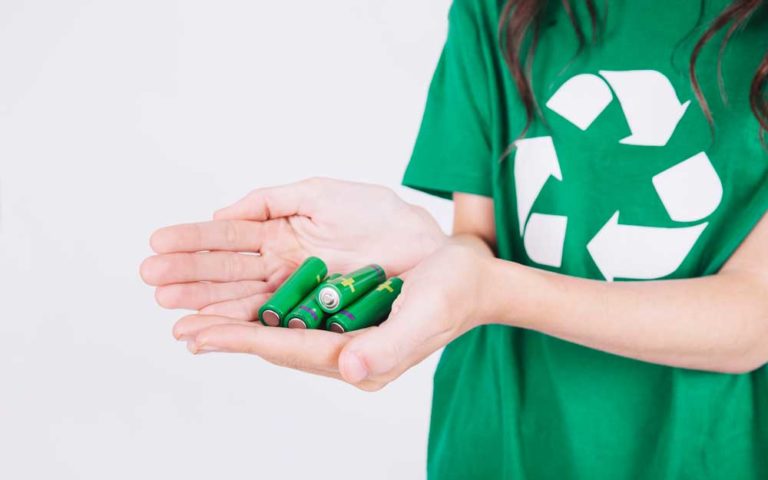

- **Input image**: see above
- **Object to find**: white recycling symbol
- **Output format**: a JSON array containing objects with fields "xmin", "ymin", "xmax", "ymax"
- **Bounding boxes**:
[{"xmin": 516, "ymin": 70, "xmax": 723, "ymax": 281}]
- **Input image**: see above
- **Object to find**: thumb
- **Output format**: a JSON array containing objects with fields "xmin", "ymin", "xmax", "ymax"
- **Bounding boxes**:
[{"xmin": 338, "ymin": 292, "xmax": 443, "ymax": 385}]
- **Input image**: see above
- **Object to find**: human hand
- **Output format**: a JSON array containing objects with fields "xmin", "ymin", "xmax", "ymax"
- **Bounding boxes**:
[
  {"xmin": 140, "ymin": 177, "xmax": 445, "ymax": 318},
  {"xmin": 172, "ymin": 239, "xmax": 498, "ymax": 391}
]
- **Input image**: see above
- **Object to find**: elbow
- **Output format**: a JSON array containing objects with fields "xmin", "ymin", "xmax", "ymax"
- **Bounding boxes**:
[
  {"xmin": 715, "ymin": 359, "xmax": 766, "ymax": 375},
  {"xmin": 713, "ymin": 277, "xmax": 768, "ymax": 374},
  {"xmin": 714, "ymin": 339, "xmax": 768, "ymax": 375}
]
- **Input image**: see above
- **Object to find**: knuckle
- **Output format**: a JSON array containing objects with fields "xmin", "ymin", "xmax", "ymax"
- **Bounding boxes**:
[
  {"xmin": 191, "ymin": 223, "xmax": 205, "ymax": 249},
  {"xmin": 235, "ymin": 298, "xmax": 256, "ymax": 321},
  {"xmin": 223, "ymin": 220, "xmax": 239, "ymax": 246},
  {"xmin": 225, "ymin": 254, "xmax": 243, "ymax": 281},
  {"xmin": 236, "ymin": 281, "xmax": 254, "ymax": 298},
  {"xmin": 242, "ymin": 190, "xmax": 266, "ymax": 216}
]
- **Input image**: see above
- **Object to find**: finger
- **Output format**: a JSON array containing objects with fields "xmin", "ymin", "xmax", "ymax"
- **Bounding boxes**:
[
  {"xmin": 198, "ymin": 293, "xmax": 270, "ymax": 321},
  {"xmin": 150, "ymin": 220, "xmax": 264, "ymax": 254},
  {"xmin": 338, "ymin": 293, "xmax": 452, "ymax": 386},
  {"xmin": 140, "ymin": 252, "xmax": 284, "ymax": 286},
  {"xmin": 155, "ymin": 280, "xmax": 273, "ymax": 310},
  {"xmin": 173, "ymin": 314, "xmax": 250, "ymax": 341},
  {"xmin": 185, "ymin": 333, "xmax": 346, "ymax": 380},
  {"xmin": 190, "ymin": 322, "xmax": 349, "ymax": 373},
  {"xmin": 214, "ymin": 178, "xmax": 323, "ymax": 221},
  {"xmin": 176, "ymin": 315, "xmax": 381, "ymax": 388}
]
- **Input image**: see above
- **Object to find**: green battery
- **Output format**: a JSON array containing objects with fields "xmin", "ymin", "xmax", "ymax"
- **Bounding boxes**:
[
  {"xmin": 284, "ymin": 273, "xmax": 342, "ymax": 329},
  {"xmin": 316, "ymin": 264, "xmax": 386, "ymax": 314},
  {"xmin": 326, "ymin": 277, "xmax": 403, "ymax": 333},
  {"xmin": 258, "ymin": 256, "xmax": 328, "ymax": 327}
]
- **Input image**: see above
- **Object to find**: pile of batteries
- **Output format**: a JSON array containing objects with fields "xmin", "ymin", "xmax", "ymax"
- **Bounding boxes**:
[{"xmin": 257, "ymin": 257, "xmax": 403, "ymax": 333}]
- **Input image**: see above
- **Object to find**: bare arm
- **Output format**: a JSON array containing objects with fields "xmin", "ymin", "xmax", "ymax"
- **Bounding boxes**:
[{"xmin": 455, "ymin": 193, "xmax": 768, "ymax": 374}]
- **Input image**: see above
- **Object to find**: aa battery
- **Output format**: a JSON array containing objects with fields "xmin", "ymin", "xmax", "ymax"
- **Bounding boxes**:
[
  {"xmin": 284, "ymin": 273, "xmax": 342, "ymax": 329},
  {"xmin": 316, "ymin": 264, "xmax": 386, "ymax": 314},
  {"xmin": 258, "ymin": 256, "xmax": 328, "ymax": 327},
  {"xmin": 326, "ymin": 277, "xmax": 403, "ymax": 333}
]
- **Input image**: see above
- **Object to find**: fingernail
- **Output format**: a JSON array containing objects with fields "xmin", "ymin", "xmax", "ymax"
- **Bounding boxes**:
[
  {"xmin": 188, "ymin": 342, "xmax": 219, "ymax": 354},
  {"xmin": 342, "ymin": 352, "xmax": 369, "ymax": 383}
]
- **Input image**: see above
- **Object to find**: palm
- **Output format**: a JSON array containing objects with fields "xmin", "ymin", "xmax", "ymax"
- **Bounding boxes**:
[
  {"xmin": 284, "ymin": 204, "xmax": 439, "ymax": 276},
  {"xmin": 141, "ymin": 178, "xmax": 444, "ymax": 321}
]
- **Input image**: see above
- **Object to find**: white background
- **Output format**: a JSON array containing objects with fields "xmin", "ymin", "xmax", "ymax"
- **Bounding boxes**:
[{"xmin": 0, "ymin": 1, "xmax": 454, "ymax": 478}]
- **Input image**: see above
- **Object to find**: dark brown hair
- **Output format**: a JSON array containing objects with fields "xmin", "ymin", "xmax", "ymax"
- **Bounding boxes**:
[{"xmin": 499, "ymin": 0, "xmax": 768, "ymax": 138}]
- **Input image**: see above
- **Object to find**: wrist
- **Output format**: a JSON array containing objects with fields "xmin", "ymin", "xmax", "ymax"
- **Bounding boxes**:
[
  {"xmin": 476, "ymin": 257, "xmax": 546, "ymax": 329},
  {"xmin": 424, "ymin": 229, "xmax": 450, "ymax": 257},
  {"xmin": 402, "ymin": 204, "xmax": 449, "ymax": 270}
]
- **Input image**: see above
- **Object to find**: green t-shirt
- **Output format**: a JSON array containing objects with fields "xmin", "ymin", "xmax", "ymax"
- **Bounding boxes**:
[{"xmin": 403, "ymin": 1, "xmax": 768, "ymax": 478}]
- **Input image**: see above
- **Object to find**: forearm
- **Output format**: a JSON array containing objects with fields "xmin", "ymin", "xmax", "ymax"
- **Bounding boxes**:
[{"xmin": 482, "ymin": 259, "xmax": 768, "ymax": 373}]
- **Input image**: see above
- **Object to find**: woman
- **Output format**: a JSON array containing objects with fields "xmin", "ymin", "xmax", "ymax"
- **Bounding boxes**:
[{"xmin": 140, "ymin": 1, "xmax": 768, "ymax": 478}]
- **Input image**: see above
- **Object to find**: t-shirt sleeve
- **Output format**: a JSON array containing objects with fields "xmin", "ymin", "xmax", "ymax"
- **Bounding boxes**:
[{"xmin": 402, "ymin": 0, "xmax": 494, "ymax": 199}]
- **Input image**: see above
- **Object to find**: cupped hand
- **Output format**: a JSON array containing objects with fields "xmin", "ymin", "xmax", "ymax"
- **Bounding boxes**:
[
  {"xmin": 172, "ymin": 240, "xmax": 497, "ymax": 391},
  {"xmin": 140, "ymin": 177, "xmax": 445, "ymax": 317}
]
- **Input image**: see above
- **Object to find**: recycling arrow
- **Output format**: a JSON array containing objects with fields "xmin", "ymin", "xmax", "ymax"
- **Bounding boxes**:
[
  {"xmin": 524, "ymin": 213, "xmax": 568, "ymax": 268},
  {"xmin": 545, "ymin": 73, "xmax": 613, "ymax": 131},
  {"xmin": 514, "ymin": 136, "xmax": 563, "ymax": 234},
  {"xmin": 652, "ymin": 151, "xmax": 723, "ymax": 223},
  {"xmin": 586, "ymin": 212, "xmax": 708, "ymax": 281},
  {"xmin": 599, "ymin": 70, "xmax": 690, "ymax": 147}
]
